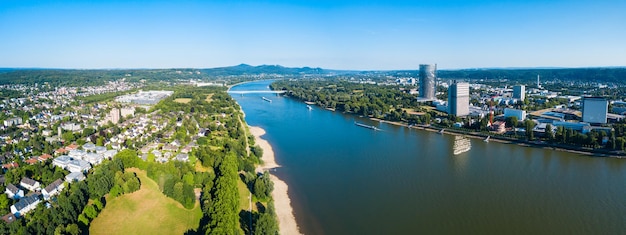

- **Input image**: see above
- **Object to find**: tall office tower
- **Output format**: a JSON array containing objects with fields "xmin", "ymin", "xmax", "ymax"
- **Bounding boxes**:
[
  {"xmin": 537, "ymin": 75, "xmax": 541, "ymax": 88},
  {"xmin": 419, "ymin": 64, "xmax": 436, "ymax": 100},
  {"xmin": 513, "ymin": 85, "xmax": 525, "ymax": 101},
  {"xmin": 448, "ymin": 81, "xmax": 470, "ymax": 117},
  {"xmin": 582, "ymin": 97, "xmax": 608, "ymax": 124}
]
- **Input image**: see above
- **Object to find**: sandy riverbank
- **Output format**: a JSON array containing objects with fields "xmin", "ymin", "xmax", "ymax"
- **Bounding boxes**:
[{"xmin": 249, "ymin": 126, "xmax": 303, "ymax": 235}]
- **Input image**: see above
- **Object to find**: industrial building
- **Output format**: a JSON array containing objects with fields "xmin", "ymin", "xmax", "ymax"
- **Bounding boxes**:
[
  {"xmin": 504, "ymin": 108, "xmax": 527, "ymax": 121},
  {"xmin": 582, "ymin": 97, "xmax": 608, "ymax": 124}
]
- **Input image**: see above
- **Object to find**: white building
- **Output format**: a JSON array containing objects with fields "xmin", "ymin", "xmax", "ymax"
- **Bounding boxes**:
[
  {"xmin": 52, "ymin": 155, "xmax": 72, "ymax": 169},
  {"xmin": 68, "ymin": 159, "xmax": 91, "ymax": 173},
  {"xmin": 42, "ymin": 179, "xmax": 64, "ymax": 200},
  {"xmin": 504, "ymin": 108, "xmax": 527, "ymax": 121},
  {"xmin": 68, "ymin": 150, "xmax": 86, "ymax": 160},
  {"xmin": 10, "ymin": 195, "xmax": 40, "ymax": 216},
  {"xmin": 65, "ymin": 172, "xmax": 86, "ymax": 182},
  {"xmin": 5, "ymin": 184, "xmax": 24, "ymax": 199},
  {"xmin": 19, "ymin": 177, "xmax": 41, "ymax": 192},
  {"xmin": 83, "ymin": 153, "xmax": 104, "ymax": 165},
  {"xmin": 448, "ymin": 81, "xmax": 470, "ymax": 117},
  {"xmin": 582, "ymin": 97, "xmax": 608, "ymax": 124},
  {"xmin": 3, "ymin": 117, "xmax": 22, "ymax": 127}
]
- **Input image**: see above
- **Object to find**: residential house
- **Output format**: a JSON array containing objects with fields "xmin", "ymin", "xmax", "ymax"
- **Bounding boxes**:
[
  {"xmin": 42, "ymin": 179, "xmax": 64, "ymax": 200},
  {"xmin": 52, "ymin": 155, "xmax": 72, "ymax": 169},
  {"xmin": 95, "ymin": 146, "xmax": 107, "ymax": 154},
  {"xmin": 175, "ymin": 153, "xmax": 189, "ymax": 162},
  {"xmin": 82, "ymin": 143, "xmax": 96, "ymax": 152},
  {"xmin": 38, "ymin": 154, "xmax": 53, "ymax": 162},
  {"xmin": 181, "ymin": 146, "xmax": 192, "ymax": 154},
  {"xmin": 162, "ymin": 144, "xmax": 178, "ymax": 152},
  {"xmin": 5, "ymin": 184, "xmax": 24, "ymax": 199},
  {"xmin": 24, "ymin": 158, "xmax": 38, "ymax": 165},
  {"xmin": 2, "ymin": 162, "xmax": 18, "ymax": 170},
  {"xmin": 65, "ymin": 143, "xmax": 79, "ymax": 151},
  {"xmin": 10, "ymin": 195, "xmax": 41, "ymax": 216},
  {"xmin": 20, "ymin": 177, "xmax": 41, "ymax": 192},
  {"xmin": 55, "ymin": 147, "xmax": 68, "ymax": 155},
  {"xmin": 65, "ymin": 172, "xmax": 85, "ymax": 182},
  {"xmin": 68, "ymin": 159, "xmax": 91, "ymax": 173},
  {"xmin": 68, "ymin": 150, "xmax": 86, "ymax": 159},
  {"xmin": 103, "ymin": 150, "xmax": 117, "ymax": 159},
  {"xmin": 83, "ymin": 153, "xmax": 103, "ymax": 165}
]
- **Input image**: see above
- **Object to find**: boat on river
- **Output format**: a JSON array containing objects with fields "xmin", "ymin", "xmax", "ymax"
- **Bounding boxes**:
[
  {"xmin": 262, "ymin": 97, "xmax": 272, "ymax": 102},
  {"xmin": 354, "ymin": 122, "xmax": 380, "ymax": 131},
  {"xmin": 453, "ymin": 136, "xmax": 471, "ymax": 155},
  {"xmin": 484, "ymin": 136, "xmax": 490, "ymax": 142},
  {"xmin": 307, "ymin": 105, "xmax": 313, "ymax": 110}
]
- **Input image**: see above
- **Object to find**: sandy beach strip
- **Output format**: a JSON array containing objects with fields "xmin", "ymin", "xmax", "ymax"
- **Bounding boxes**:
[{"xmin": 248, "ymin": 126, "xmax": 303, "ymax": 235}]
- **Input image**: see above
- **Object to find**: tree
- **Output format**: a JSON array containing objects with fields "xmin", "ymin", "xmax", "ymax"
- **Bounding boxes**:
[
  {"xmin": 545, "ymin": 124, "xmax": 554, "ymax": 142},
  {"xmin": 84, "ymin": 205, "xmax": 98, "ymax": 220},
  {"xmin": 62, "ymin": 132, "xmax": 75, "ymax": 142},
  {"xmin": 65, "ymin": 224, "xmax": 81, "ymax": 235},
  {"xmin": 254, "ymin": 212, "xmax": 278, "ymax": 235},
  {"xmin": 525, "ymin": 120, "xmax": 535, "ymax": 141},
  {"xmin": 0, "ymin": 194, "xmax": 9, "ymax": 214},
  {"xmin": 505, "ymin": 116, "xmax": 518, "ymax": 128}
]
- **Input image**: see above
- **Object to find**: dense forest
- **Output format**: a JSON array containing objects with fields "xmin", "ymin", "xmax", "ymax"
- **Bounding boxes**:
[{"xmin": 271, "ymin": 80, "xmax": 422, "ymax": 121}]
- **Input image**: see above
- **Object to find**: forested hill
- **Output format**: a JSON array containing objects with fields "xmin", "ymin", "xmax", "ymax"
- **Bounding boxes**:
[
  {"xmin": 1, "ymin": 65, "xmax": 625, "ymax": 86},
  {"xmin": 0, "ymin": 64, "xmax": 331, "ymax": 86},
  {"xmin": 200, "ymin": 64, "xmax": 328, "ymax": 76}
]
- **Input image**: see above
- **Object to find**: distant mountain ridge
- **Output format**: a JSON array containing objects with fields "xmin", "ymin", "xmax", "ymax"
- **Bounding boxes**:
[{"xmin": 201, "ymin": 64, "xmax": 329, "ymax": 76}]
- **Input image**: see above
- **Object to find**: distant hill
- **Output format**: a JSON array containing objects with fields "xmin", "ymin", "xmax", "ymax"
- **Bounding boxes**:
[
  {"xmin": 436, "ymin": 67, "xmax": 626, "ymax": 83},
  {"xmin": 200, "ymin": 64, "xmax": 329, "ymax": 76},
  {"xmin": 0, "ymin": 65, "xmax": 624, "ymax": 86}
]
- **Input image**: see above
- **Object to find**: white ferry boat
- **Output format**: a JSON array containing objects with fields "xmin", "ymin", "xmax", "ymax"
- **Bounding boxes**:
[{"xmin": 453, "ymin": 136, "xmax": 471, "ymax": 155}]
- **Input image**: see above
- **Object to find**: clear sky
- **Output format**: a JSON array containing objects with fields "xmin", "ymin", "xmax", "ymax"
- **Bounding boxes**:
[{"xmin": 0, "ymin": 0, "xmax": 624, "ymax": 70}]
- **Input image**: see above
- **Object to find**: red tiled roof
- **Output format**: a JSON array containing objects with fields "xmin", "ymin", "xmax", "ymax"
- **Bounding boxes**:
[
  {"xmin": 2, "ymin": 162, "xmax": 18, "ymax": 169},
  {"xmin": 65, "ymin": 143, "xmax": 79, "ymax": 150},
  {"xmin": 25, "ymin": 158, "xmax": 38, "ymax": 165},
  {"xmin": 55, "ymin": 148, "xmax": 67, "ymax": 154},
  {"xmin": 38, "ymin": 154, "xmax": 53, "ymax": 161}
]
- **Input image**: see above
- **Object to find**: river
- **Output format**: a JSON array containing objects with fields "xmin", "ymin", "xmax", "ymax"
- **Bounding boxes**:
[{"xmin": 230, "ymin": 80, "xmax": 626, "ymax": 235}]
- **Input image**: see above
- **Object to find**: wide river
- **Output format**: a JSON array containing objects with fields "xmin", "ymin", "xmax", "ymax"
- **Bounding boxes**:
[{"xmin": 230, "ymin": 80, "xmax": 625, "ymax": 235}]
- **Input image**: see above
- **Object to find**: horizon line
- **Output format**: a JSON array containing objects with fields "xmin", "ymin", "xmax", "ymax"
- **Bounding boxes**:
[{"xmin": 0, "ymin": 64, "xmax": 625, "ymax": 72}]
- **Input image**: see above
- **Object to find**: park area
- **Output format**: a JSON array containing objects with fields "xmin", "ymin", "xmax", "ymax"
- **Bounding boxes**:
[{"xmin": 89, "ymin": 168, "xmax": 202, "ymax": 234}]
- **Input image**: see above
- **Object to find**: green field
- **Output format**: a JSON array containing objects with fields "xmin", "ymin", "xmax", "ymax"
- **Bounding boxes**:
[{"xmin": 89, "ymin": 168, "xmax": 202, "ymax": 235}]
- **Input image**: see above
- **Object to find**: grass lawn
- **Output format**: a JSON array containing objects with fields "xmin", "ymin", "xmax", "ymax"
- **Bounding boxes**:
[
  {"xmin": 90, "ymin": 168, "xmax": 202, "ymax": 235},
  {"xmin": 174, "ymin": 98, "xmax": 192, "ymax": 104},
  {"xmin": 237, "ymin": 179, "xmax": 255, "ymax": 212}
]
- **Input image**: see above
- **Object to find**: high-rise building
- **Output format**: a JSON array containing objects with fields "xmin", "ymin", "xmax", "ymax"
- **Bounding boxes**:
[
  {"xmin": 418, "ymin": 64, "xmax": 436, "ymax": 100},
  {"xmin": 109, "ymin": 108, "xmax": 120, "ymax": 124},
  {"xmin": 448, "ymin": 81, "xmax": 470, "ymax": 117},
  {"xmin": 582, "ymin": 97, "xmax": 608, "ymax": 124},
  {"xmin": 513, "ymin": 85, "xmax": 525, "ymax": 101}
]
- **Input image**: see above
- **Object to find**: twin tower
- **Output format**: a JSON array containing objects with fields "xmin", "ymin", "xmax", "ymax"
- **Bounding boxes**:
[{"xmin": 419, "ymin": 64, "xmax": 469, "ymax": 117}]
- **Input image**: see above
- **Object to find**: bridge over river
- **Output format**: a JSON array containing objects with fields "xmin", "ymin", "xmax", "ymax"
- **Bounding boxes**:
[{"xmin": 227, "ymin": 90, "xmax": 286, "ymax": 94}]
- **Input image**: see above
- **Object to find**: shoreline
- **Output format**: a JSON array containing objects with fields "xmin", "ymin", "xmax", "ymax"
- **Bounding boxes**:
[
  {"xmin": 369, "ymin": 117, "xmax": 625, "ymax": 159},
  {"xmin": 249, "ymin": 126, "xmax": 303, "ymax": 235}
]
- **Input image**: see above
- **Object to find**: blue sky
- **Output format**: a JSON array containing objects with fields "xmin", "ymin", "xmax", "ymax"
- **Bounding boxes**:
[{"xmin": 0, "ymin": 0, "xmax": 624, "ymax": 70}]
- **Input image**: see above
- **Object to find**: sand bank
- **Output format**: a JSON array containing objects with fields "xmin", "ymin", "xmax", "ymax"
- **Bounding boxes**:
[{"xmin": 249, "ymin": 126, "xmax": 303, "ymax": 235}]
